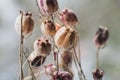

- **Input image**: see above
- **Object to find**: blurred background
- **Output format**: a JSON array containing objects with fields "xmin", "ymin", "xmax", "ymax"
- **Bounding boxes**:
[{"xmin": 0, "ymin": 0, "xmax": 120, "ymax": 80}]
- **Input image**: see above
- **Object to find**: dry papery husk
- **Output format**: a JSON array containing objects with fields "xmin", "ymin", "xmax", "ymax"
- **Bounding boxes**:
[
  {"xmin": 33, "ymin": 37, "xmax": 52, "ymax": 56},
  {"xmin": 55, "ymin": 27, "xmax": 78, "ymax": 49},
  {"xmin": 15, "ymin": 11, "xmax": 34, "ymax": 38},
  {"xmin": 41, "ymin": 20, "xmax": 61, "ymax": 37},
  {"xmin": 37, "ymin": 0, "xmax": 59, "ymax": 16}
]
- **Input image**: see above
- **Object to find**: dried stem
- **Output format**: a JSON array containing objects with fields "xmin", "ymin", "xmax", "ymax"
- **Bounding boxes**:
[
  {"xmin": 96, "ymin": 47, "xmax": 100, "ymax": 69},
  {"xmin": 19, "ymin": 11, "xmax": 24, "ymax": 80}
]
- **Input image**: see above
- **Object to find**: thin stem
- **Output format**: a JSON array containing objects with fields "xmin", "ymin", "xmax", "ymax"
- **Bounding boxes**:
[
  {"xmin": 56, "ymin": 49, "xmax": 60, "ymax": 71},
  {"xmin": 35, "ymin": 0, "xmax": 42, "ymax": 17},
  {"xmin": 19, "ymin": 11, "xmax": 24, "ymax": 80},
  {"xmin": 23, "ymin": 51, "xmax": 37, "ymax": 80},
  {"xmin": 96, "ymin": 47, "xmax": 100, "ymax": 69}
]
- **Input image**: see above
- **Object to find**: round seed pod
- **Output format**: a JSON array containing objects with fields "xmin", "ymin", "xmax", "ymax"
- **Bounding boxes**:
[
  {"xmin": 15, "ymin": 11, "xmax": 34, "ymax": 37},
  {"xmin": 94, "ymin": 26, "xmax": 109, "ymax": 48},
  {"xmin": 28, "ymin": 51, "xmax": 46, "ymax": 68},
  {"xmin": 59, "ymin": 50, "xmax": 72, "ymax": 69},
  {"xmin": 38, "ymin": 0, "xmax": 59, "ymax": 16},
  {"xmin": 58, "ymin": 8, "xmax": 78, "ymax": 28},
  {"xmin": 41, "ymin": 20, "xmax": 61, "ymax": 37},
  {"xmin": 33, "ymin": 37, "xmax": 52, "ymax": 57},
  {"xmin": 55, "ymin": 27, "xmax": 78, "ymax": 49},
  {"xmin": 52, "ymin": 71, "xmax": 73, "ymax": 80},
  {"xmin": 44, "ymin": 64, "xmax": 56, "ymax": 76}
]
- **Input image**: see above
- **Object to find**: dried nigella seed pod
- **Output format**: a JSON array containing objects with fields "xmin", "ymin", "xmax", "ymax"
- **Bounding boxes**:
[
  {"xmin": 44, "ymin": 64, "xmax": 56, "ymax": 76},
  {"xmin": 59, "ymin": 50, "xmax": 72, "ymax": 69},
  {"xmin": 33, "ymin": 37, "xmax": 52, "ymax": 56},
  {"xmin": 94, "ymin": 26, "xmax": 109, "ymax": 48},
  {"xmin": 28, "ymin": 51, "xmax": 46, "ymax": 68},
  {"xmin": 38, "ymin": 0, "xmax": 59, "ymax": 16},
  {"xmin": 92, "ymin": 68, "xmax": 104, "ymax": 80},
  {"xmin": 41, "ymin": 20, "xmax": 61, "ymax": 37},
  {"xmin": 15, "ymin": 11, "xmax": 34, "ymax": 37},
  {"xmin": 58, "ymin": 8, "xmax": 78, "ymax": 28},
  {"xmin": 55, "ymin": 27, "xmax": 78, "ymax": 49},
  {"xmin": 52, "ymin": 71, "xmax": 73, "ymax": 80}
]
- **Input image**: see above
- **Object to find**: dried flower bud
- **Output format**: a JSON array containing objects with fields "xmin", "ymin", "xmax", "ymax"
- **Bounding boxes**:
[
  {"xmin": 92, "ymin": 69, "xmax": 104, "ymax": 80},
  {"xmin": 44, "ymin": 64, "xmax": 56, "ymax": 75},
  {"xmin": 59, "ymin": 50, "xmax": 72, "ymax": 69},
  {"xmin": 41, "ymin": 20, "xmax": 61, "ymax": 36},
  {"xmin": 52, "ymin": 71, "xmax": 73, "ymax": 80},
  {"xmin": 38, "ymin": 0, "xmax": 59, "ymax": 16},
  {"xmin": 94, "ymin": 26, "xmax": 109, "ymax": 48},
  {"xmin": 28, "ymin": 51, "xmax": 46, "ymax": 68},
  {"xmin": 33, "ymin": 37, "xmax": 52, "ymax": 56},
  {"xmin": 58, "ymin": 8, "xmax": 78, "ymax": 28},
  {"xmin": 15, "ymin": 11, "xmax": 34, "ymax": 37},
  {"xmin": 55, "ymin": 27, "xmax": 78, "ymax": 49}
]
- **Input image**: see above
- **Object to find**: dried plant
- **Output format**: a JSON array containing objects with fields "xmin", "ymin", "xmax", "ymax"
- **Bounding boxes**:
[{"xmin": 15, "ymin": 0, "xmax": 109, "ymax": 80}]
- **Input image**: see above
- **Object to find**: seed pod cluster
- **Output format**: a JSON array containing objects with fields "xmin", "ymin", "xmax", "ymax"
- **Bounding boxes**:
[
  {"xmin": 58, "ymin": 8, "xmax": 78, "ymax": 28},
  {"xmin": 55, "ymin": 27, "xmax": 78, "ymax": 49},
  {"xmin": 41, "ymin": 20, "xmax": 61, "ymax": 37},
  {"xmin": 28, "ymin": 37, "xmax": 52, "ymax": 68},
  {"xmin": 94, "ymin": 26, "xmax": 109, "ymax": 48},
  {"xmin": 15, "ymin": 11, "xmax": 34, "ymax": 37},
  {"xmin": 38, "ymin": 0, "xmax": 59, "ymax": 16}
]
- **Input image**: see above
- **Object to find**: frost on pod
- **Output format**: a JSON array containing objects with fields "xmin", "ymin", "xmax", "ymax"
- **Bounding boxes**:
[
  {"xmin": 55, "ymin": 27, "xmax": 78, "ymax": 49},
  {"xmin": 94, "ymin": 26, "xmax": 109, "ymax": 48},
  {"xmin": 59, "ymin": 50, "xmax": 72, "ymax": 70},
  {"xmin": 44, "ymin": 64, "xmax": 56, "ymax": 76},
  {"xmin": 15, "ymin": 11, "xmax": 34, "ymax": 37},
  {"xmin": 58, "ymin": 8, "xmax": 78, "ymax": 28},
  {"xmin": 41, "ymin": 20, "xmax": 61, "ymax": 37},
  {"xmin": 51, "ymin": 71, "xmax": 73, "ymax": 80},
  {"xmin": 38, "ymin": 0, "xmax": 59, "ymax": 16},
  {"xmin": 33, "ymin": 37, "xmax": 52, "ymax": 57}
]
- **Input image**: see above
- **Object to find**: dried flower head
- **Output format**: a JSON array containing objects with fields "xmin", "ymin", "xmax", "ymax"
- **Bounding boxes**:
[
  {"xmin": 33, "ymin": 37, "xmax": 52, "ymax": 56},
  {"xmin": 94, "ymin": 26, "xmax": 109, "ymax": 48},
  {"xmin": 28, "ymin": 51, "xmax": 46, "ymax": 68},
  {"xmin": 92, "ymin": 68, "xmax": 104, "ymax": 80},
  {"xmin": 38, "ymin": 0, "xmax": 59, "ymax": 16},
  {"xmin": 58, "ymin": 8, "xmax": 78, "ymax": 28},
  {"xmin": 44, "ymin": 64, "xmax": 56, "ymax": 75},
  {"xmin": 15, "ymin": 11, "xmax": 34, "ymax": 37},
  {"xmin": 59, "ymin": 50, "xmax": 72, "ymax": 68},
  {"xmin": 52, "ymin": 71, "xmax": 73, "ymax": 80},
  {"xmin": 41, "ymin": 20, "xmax": 61, "ymax": 36},
  {"xmin": 55, "ymin": 27, "xmax": 78, "ymax": 49}
]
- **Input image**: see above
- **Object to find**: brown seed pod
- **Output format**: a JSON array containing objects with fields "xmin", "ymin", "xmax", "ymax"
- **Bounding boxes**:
[
  {"xmin": 58, "ymin": 8, "xmax": 78, "ymax": 28},
  {"xmin": 28, "ymin": 51, "xmax": 46, "ymax": 68},
  {"xmin": 92, "ymin": 68, "xmax": 104, "ymax": 80},
  {"xmin": 55, "ymin": 27, "xmax": 78, "ymax": 49},
  {"xmin": 44, "ymin": 64, "xmax": 56, "ymax": 76},
  {"xmin": 52, "ymin": 71, "xmax": 73, "ymax": 80},
  {"xmin": 33, "ymin": 37, "xmax": 52, "ymax": 56},
  {"xmin": 38, "ymin": 0, "xmax": 59, "ymax": 16},
  {"xmin": 41, "ymin": 20, "xmax": 61, "ymax": 37},
  {"xmin": 59, "ymin": 50, "xmax": 72, "ymax": 70},
  {"xmin": 15, "ymin": 11, "xmax": 34, "ymax": 37},
  {"xmin": 94, "ymin": 26, "xmax": 109, "ymax": 48}
]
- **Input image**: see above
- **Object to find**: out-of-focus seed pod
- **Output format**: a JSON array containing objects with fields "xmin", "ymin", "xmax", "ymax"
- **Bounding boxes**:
[
  {"xmin": 55, "ymin": 27, "xmax": 78, "ymax": 49},
  {"xmin": 15, "ymin": 11, "xmax": 34, "ymax": 37},
  {"xmin": 38, "ymin": 0, "xmax": 59, "ymax": 16},
  {"xmin": 28, "ymin": 51, "xmax": 46, "ymax": 68},
  {"xmin": 58, "ymin": 8, "xmax": 78, "ymax": 28},
  {"xmin": 44, "ymin": 64, "xmax": 56, "ymax": 76},
  {"xmin": 94, "ymin": 26, "xmax": 109, "ymax": 48},
  {"xmin": 41, "ymin": 20, "xmax": 61, "ymax": 37},
  {"xmin": 52, "ymin": 71, "xmax": 73, "ymax": 80},
  {"xmin": 33, "ymin": 37, "xmax": 52, "ymax": 56},
  {"xmin": 92, "ymin": 69, "xmax": 104, "ymax": 80},
  {"xmin": 59, "ymin": 50, "xmax": 72, "ymax": 70}
]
